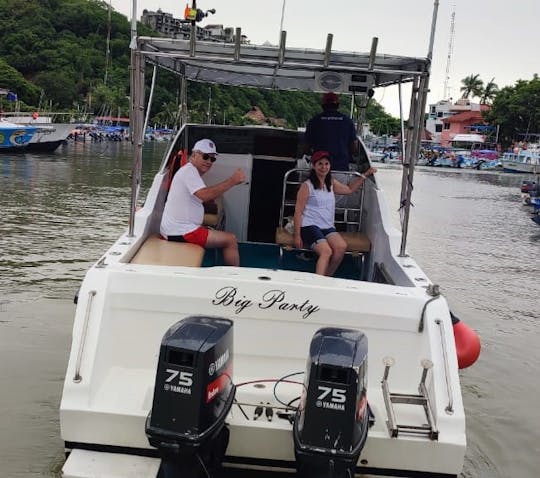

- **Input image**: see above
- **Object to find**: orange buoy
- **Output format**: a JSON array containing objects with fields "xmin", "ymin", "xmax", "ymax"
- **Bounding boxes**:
[{"xmin": 451, "ymin": 312, "xmax": 481, "ymax": 369}]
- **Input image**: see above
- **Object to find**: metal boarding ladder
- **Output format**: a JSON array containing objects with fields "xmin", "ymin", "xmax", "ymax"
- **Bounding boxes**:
[
  {"xmin": 381, "ymin": 357, "xmax": 439, "ymax": 440},
  {"xmin": 278, "ymin": 168, "xmax": 366, "ymax": 234}
]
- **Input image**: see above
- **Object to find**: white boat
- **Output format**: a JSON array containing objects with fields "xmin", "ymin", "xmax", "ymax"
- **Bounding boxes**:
[
  {"xmin": 6, "ymin": 114, "xmax": 72, "ymax": 152},
  {"xmin": 502, "ymin": 146, "xmax": 540, "ymax": 174},
  {"xmin": 60, "ymin": 2, "xmax": 481, "ymax": 477}
]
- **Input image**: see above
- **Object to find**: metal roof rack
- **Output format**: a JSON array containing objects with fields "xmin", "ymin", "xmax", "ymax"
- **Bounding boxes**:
[{"xmin": 137, "ymin": 33, "xmax": 430, "ymax": 93}]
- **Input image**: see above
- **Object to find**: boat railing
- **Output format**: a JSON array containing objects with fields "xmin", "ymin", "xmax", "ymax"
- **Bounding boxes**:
[
  {"xmin": 73, "ymin": 289, "xmax": 97, "ymax": 383},
  {"xmin": 277, "ymin": 168, "xmax": 367, "ymax": 230},
  {"xmin": 435, "ymin": 319, "xmax": 454, "ymax": 414}
]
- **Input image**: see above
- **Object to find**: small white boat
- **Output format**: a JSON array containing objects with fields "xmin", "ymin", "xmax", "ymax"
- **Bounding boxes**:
[
  {"xmin": 60, "ymin": 2, "xmax": 480, "ymax": 477},
  {"xmin": 502, "ymin": 147, "xmax": 540, "ymax": 174}
]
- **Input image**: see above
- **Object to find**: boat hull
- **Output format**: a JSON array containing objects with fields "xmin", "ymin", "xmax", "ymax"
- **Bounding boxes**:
[
  {"xmin": 503, "ymin": 164, "xmax": 539, "ymax": 174},
  {"xmin": 60, "ymin": 244, "xmax": 466, "ymax": 478},
  {"xmin": 27, "ymin": 137, "xmax": 67, "ymax": 152},
  {"xmin": 502, "ymin": 152, "xmax": 540, "ymax": 174},
  {"xmin": 21, "ymin": 123, "xmax": 71, "ymax": 152},
  {"xmin": 0, "ymin": 124, "xmax": 37, "ymax": 151}
]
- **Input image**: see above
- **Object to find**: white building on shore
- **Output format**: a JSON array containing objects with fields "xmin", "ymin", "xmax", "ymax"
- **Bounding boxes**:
[{"xmin": 426, "ymin": 98, "xmax": 483, "ymax": 145}]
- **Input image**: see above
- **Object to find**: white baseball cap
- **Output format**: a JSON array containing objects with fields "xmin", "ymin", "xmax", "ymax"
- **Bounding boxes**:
[{"xmin": 193, "ymin": 138, "xmax": 218, "ymax": 155}]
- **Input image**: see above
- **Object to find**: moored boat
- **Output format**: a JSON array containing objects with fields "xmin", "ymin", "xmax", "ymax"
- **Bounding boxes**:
[
  {"xmin": 0, "ymin": 119, "xmax": 37, "ymax": 152},
  {"xmin": 59, "ymin": 2, "xmax": 481, "ymax": 477},
  {"xmin": 4, "ymin": 113, "xmax": 72, "ymax": 152},
  {"xmin": 502, "ymin": 146, "xmax": 540, "ymax": 174}
]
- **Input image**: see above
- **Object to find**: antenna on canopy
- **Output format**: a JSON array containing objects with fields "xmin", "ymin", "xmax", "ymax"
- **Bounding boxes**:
[
  {"xmin": 130, "ymin": 0, "xmax": 137, "ymax": 49},
  {"xmin": 279, "ymin": 0, "xmax": 287, "ymax": 40},
  {"xmin": 443, "ymin": 6, "xmax": 456, "ymax": 100},
  {"xmin": 184, "ymin": 1, "xmax": 216, "ymax": 56}
]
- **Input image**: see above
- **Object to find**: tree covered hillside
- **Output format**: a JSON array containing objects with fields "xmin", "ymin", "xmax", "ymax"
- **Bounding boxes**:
[
  {"xmin": 0, "ymin": 0, "xmax": 131, "ymax": 106},
  {"xmin": 0, "ymin": 0, "xmax": 399, "ymax": 130}
]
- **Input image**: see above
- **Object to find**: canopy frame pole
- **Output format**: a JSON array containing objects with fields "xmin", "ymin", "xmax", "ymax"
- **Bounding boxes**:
[
  {"xmin": 398, "ymin": 0, "xmax": 439, "ymax": 256},
  {"xmin": 143, "ymin": 64, "xmax": 157, "ymax": 134},
  {"xmin": 323, "ymin": 34, "xmax": 333, "ymax": 68},
  {"xmin": 178, "ymin": 74, "xmax": 188, "ymax": 128},
  {"xmin": 398, "ymin": 79, "xmax": 406, "ymax": 170},
  {"xmin": 128, "ymin": 45, "xmax": 146, "ymax": 237}
]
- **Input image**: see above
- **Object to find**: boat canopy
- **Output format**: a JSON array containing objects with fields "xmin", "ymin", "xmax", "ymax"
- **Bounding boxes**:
[
  {"xmin": 131, "ymin": 4, "xmax": 440, "ymax": 256},
  {"xmin": 136, "ymin": 35, "xmax": 431, "ymax": 93}
]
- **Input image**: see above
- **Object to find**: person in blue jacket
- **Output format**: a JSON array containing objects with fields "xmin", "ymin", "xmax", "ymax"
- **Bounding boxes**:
[{"xmin": 304, "ymin": 92, "xmax": 358, "ymax": 171}]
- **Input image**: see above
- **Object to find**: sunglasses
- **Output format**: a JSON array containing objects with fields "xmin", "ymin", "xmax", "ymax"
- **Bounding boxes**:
[{"xmin": 201, "ymin": 153, "xmax": 217, "ymax": 163}]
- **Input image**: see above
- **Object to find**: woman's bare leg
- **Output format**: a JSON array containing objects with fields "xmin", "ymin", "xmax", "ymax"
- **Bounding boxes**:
[
  {"xmin": 325, "ymin": 233, "xmax": 347, "ymax": 276},
  {"xmin": 313, "ymin": 241, "xmax": 332, "ymax": 275}
]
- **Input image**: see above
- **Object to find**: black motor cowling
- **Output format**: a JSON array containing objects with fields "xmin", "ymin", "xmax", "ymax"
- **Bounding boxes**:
[
  {"xmin": 146, "ymin": 316, "xmax": 235, "ymax": 477},
  {"xmin": 293, "ymin": 327, "xmax": 369, "ymax": 478}
]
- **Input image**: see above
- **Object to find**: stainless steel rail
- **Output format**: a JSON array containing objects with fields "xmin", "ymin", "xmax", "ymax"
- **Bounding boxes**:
[
  {"xmin": 435, "ymin": 319, "xmax": 454, "ymax": 414},
  {"xmin": 73, "ymin": 290, "xmax": 97, "ymax": 383}
]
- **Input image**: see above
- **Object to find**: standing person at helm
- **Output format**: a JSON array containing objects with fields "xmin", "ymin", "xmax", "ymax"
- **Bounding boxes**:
[
  {"xmin": 160, "ymin": 139, "xmax": 245, "ymax": 266},
  {"xmin": 304, "ymin": 92, "xmax": 358, "ymax": 171},
  {"xmin": 293, "ymin": 151, "xmax": 376, "ymax": 276}
]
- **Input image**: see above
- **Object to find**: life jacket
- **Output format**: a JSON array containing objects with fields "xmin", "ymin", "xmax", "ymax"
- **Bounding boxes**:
[{"xmin": 165, "ymin": 148, "xmax": 188, "ymax": 191}]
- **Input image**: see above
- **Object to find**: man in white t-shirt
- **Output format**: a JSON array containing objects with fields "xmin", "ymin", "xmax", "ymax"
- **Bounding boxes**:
[{"xmin": 160, "ymin": 138, "xmax": 245, "ymax": 266}]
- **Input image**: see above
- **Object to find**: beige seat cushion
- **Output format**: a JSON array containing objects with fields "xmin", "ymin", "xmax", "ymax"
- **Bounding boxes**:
[
  {"xmin": 130, "ymin": 235, "xmax": 205, "ymax": 267},
  {"xmin": 275, "ymin": 227, "xmax": 371, "ymax": 253}
]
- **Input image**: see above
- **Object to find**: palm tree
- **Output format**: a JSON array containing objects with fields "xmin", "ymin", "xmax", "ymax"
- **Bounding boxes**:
[
  {"xmin": 460, "ymin": 74, "xmax": 484, "ymax": 99},
  {"xmin": 480, "ymin": 78, "xmax": 499, "ymax": 104}
]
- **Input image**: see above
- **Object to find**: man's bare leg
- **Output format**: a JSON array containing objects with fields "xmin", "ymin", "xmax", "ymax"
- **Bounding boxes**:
[{"xmin": 206, "ymin": 230, "xmax": 240, "ymax": 266}]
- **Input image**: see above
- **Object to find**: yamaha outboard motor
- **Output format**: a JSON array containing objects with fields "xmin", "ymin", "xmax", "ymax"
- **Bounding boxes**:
[
  {"xmin": 146, "ymin": 316, "xmax": 235, "ymax": 478},
  {"xmin": 293, "ymin": 327, "xmax": 369, "ymax": 478}
]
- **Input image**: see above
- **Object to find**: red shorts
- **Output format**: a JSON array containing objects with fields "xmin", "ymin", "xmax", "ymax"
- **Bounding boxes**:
[
  {"xmin": 166, "ymin": 227, "xmax": 209, "ymax": 247},
  {"xmin": 183, "ymin": 227, "xmax": 209, "ymax": 247}
]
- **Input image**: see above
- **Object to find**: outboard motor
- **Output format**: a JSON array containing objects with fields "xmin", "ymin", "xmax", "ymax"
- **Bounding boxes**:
[
  {"xmin": 294, "ymin": 327, "xmax": 369, "ymax": 478},
  {"xmin": 146, "ymin": 316, "xmax": 235, "ymax": 477}
]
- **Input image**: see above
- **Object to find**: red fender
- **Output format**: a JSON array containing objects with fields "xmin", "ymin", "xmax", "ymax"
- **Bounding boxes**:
[{"xmin": 451, "ymin": 313, "xmax": 481, "ymax": 369}]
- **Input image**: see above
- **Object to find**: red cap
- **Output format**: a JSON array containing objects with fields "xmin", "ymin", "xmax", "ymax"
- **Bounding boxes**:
[
  {"xmin": 322, "ymin": 92, "xmax": 339, "ymax": 105},
  {"xmin": 311, "ymin": 150, "xmax": 331, "ymax": 165}
]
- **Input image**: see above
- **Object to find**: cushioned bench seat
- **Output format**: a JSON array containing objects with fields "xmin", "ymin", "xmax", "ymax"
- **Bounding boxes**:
[
  {"xmin": 275, "ymin": 227, "xmax": 371, "ymax": 253},
  {"xmin": 130, "ymin": 235, "xmax": 204, "ymax": 267}
]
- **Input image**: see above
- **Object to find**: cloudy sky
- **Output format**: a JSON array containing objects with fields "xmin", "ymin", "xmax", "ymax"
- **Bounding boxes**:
[{"xmin": 109, "ymin": 0, "xmax": 539, "ymax": 117}]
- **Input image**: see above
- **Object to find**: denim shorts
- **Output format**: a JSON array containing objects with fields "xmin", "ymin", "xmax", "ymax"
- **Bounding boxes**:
[{"xmin": 300, "ymin": 225, "xmax": 337, "ymax": 249}]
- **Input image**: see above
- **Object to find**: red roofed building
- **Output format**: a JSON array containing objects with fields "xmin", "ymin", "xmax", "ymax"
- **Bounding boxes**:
[{"xmin": 440, "ymin": 106, "xmax": 490, "ymax": 147}]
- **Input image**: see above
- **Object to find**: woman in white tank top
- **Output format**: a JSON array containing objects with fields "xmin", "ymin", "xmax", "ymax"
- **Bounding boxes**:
[{"xmin": 293, "ymin": 151, "xmax": 376, "ymax": 276}]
